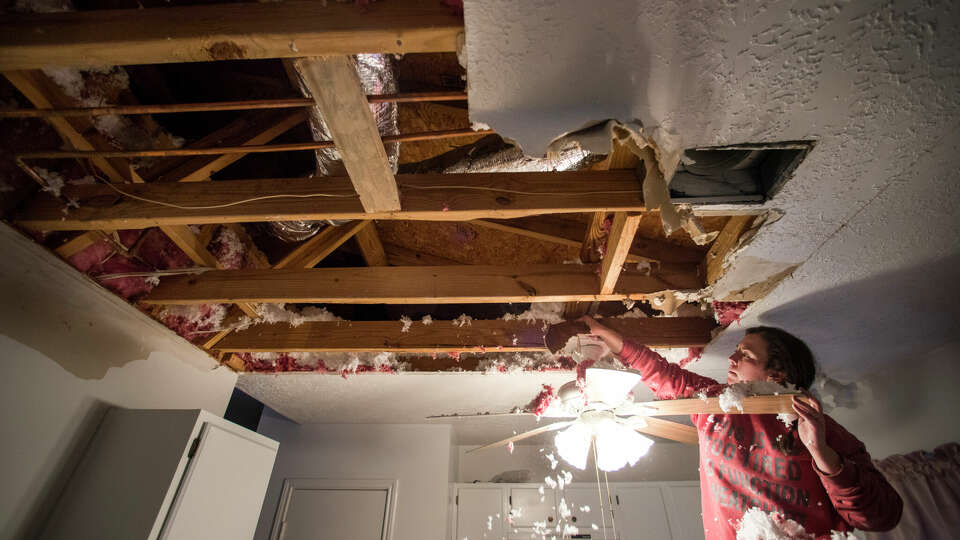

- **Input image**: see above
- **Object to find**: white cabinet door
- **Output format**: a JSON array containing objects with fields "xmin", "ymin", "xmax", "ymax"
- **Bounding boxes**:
[
  {"xmin": 161, "ymin": 423, "xmax": 278, "ymax": 540},
  {"xmin": 615, "ymin": 486, "xmax": 672, "ymax": 540},
  {"xmin": 661, "ymin": 485, "xmax": 704, "ymax": 540},
  {"xmin": 508, "ymin": 486, "xmax": 556, "ymax": 539},
  {"xmin": 562, "ymin": 486, "xmax": 615, "ymax": 536},
  {"xmin": 457, "ymin": 488, "xmax": 506, "ymax": 540}
]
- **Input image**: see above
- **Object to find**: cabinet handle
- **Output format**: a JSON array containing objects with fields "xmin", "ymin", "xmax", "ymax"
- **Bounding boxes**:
[
  {"xmin": 547, "ymin": 516, "xmax": 554, "ymax": 522},
  {"xmin": 571, "ymin": 516, "xmax": 577, "ymax": 522}
]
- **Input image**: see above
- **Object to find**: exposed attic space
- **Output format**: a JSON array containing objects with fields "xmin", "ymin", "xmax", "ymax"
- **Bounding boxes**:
[
  {"xmin": 2, "ymin": 1, "xmax": 960, "ymax": 539},
  {"xmin": 0, "ymin": 1, "xmax": 795, "ymax": 384}
]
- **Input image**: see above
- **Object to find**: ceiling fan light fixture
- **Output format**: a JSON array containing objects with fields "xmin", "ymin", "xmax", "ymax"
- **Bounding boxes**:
[
  {"xmin": 554, "ymin": 419, "xmax": 592, "ymax": 470},
  {"xmin": 553, "ymin": 411, "xmax": 654, "ymax": 472},
  {"xmin": 584, "ymin": 368, "xmax": 643, "ymax": 407}
]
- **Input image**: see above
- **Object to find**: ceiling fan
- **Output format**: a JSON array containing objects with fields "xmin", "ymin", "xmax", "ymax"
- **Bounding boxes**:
[{"xmin": 430, "ymin": 322, "xmax": 803, "ymax": 472}]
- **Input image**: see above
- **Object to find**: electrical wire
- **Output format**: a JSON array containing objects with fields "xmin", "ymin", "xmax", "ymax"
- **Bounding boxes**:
[{"xmin": 397, "ymin": 183, "xmax": 640, "ymax": 197}]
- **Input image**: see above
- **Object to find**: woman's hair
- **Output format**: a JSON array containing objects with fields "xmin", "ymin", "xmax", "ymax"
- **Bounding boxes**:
[{"xmin": 744, "ymin": 326, "xmax": 816, "ymax": 389}]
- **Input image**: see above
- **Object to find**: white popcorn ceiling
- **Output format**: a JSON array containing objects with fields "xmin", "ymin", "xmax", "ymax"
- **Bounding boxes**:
[{"xmin": 239, "ymin": 0, "xmax": 960, "ymax": 446}]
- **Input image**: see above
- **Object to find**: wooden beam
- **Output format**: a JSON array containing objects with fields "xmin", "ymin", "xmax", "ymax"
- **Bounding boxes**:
[
  {"xmin": 4, "ymin": 70, "xmax": 131, "ymax": 183},
  {"xmin": 599, "ymin": 213, "xmax": 642, "ymax": 294},
  {"xmin": 154, "ymin": 110, "xmax": 308, "ymax": 183},
  {"xmin": 273, "ymin": 220, "xmax": 369, "ymax": 269},
  {"xmin": 0, "ymin": 0, "xmax": 462, "ymax": 70},
  {"xmin": 705, "ymin": 215, "xmax": 753, "ymax": 284},
  {"xmin": 142, "ymin": 264, "xmax": 703, "ymax": 306},
  {"xmin": 295, "ymin": 56, "xmax": 400, "ymax": 212},
  {"xmin": 54, "ymin": 231, "xmax": 107, "ymax": 258},
  {"xmin": 355, "ymin": 222, "xmax": 388, "ymax": 266},
  {"xmin": 635, "ymin": 417, "xmax": 700, "ymax": 445},
  {"xmin": 18, "ymin": 171, "xmax": 646, "ymax": 231},
  {"xmin": 637, "ymin": 393, "xmax": 808, "ymax": 416},
  {"xmin": 215, "ymin": 317, "xmax": 717, "ymax": 353}
]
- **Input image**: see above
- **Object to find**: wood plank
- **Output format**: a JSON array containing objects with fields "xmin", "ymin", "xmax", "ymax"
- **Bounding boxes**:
[
  {"xmin": 599, "ymin": 213, "xmax": 642, "ymax": 294},
  {"xmin": 0, "ymin": 0, "xmax": 462, "ymax": 70},
  {"xmin": 142, "ymin": 264, "xmax": 704, "ymax": 306},
  {"xmin": 273, "ymin": 220, "xmax": 369, "ymax": 269},
  {"xmin": 295, "ymin": 56, "xmax": 400, "ymax": 212},
  {"xmin": 54, "ymin": 231, "xmax": 107, "ymax": 258},
  {"xmin": 705, "ymin": 214, "xmax": 753, "ymax": 284},
  {"xmin": 634, "ymin": 417, "xmax": 699, "ymax": 445},
  {"xmin": 215, "ymin": 317, "xmax": 717, "ymax": 353},
  {"xmin": 18, "ymin": 171, "xmax": 646, "ymax": 231},
  {"xmin": 579, "ymin": 211, "xmax": 609, "ymax": 264},
  {"xmin": 637, "ymin": 393, "xmax": 808, "ymax": 416},
  {"xmin": 354, "ymin": 222, "xmax": 388, "ymax": 266}
]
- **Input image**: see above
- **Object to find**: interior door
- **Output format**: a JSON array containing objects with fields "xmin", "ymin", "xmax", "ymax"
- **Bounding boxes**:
[
  {"xmin": 281, "ymin": 488, "xmax": 388, "ymax": 540},
  {"xmin": 615, "ymin": 486, "xmax": 672, "ymax": 540},
  {"xmin": 456, "ymin": 487, "xmax": 506, "ymax": 540},
  {"xmin": 159, "ymin": 423, "xmax": 278, "ymax": 540}
]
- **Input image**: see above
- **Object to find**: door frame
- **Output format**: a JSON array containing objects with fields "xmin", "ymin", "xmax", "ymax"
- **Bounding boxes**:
[{"xmin": 270, "ymin": 478, "xmax": 399, "ymax": 540}]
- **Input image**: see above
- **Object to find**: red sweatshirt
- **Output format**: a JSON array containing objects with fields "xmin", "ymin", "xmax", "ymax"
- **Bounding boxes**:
[{"xmin": 618, "ymin": 341, "xmax": 902, "ymax": 539}]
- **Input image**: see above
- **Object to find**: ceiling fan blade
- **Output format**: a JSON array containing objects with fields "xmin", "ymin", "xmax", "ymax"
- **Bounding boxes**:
[
  {"xmin": 466, "ymin": 421, "xmax": 574, "ymax": 454},
  {"xmin": 630, "ymin": 417, "xmax": 699, "ymax": 445},
  {"xmin": 426, "ymin": 412, "xmax": 534, "ymax": 420},
  {"xmin": 635, "ymin": 393, "xmax": 804, "ymax": 416}
]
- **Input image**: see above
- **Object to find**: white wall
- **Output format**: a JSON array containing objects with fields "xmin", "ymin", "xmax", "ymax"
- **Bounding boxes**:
[
  {"xmin": 254, "ymin": 411, "xmax": 452, "ymax": 540},
  {"xmin": 0, "ymin": 224, "xmax": 238, "ymax": 539},
  {"xmin": 457, "ymin": 442, "xmax": 699, "ymax": 484}
]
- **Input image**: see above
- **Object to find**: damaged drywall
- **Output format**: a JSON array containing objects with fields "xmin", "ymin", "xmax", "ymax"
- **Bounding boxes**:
[{"xmin": 465, "ymin": 0, "xmax": 960, "ymax": 397}]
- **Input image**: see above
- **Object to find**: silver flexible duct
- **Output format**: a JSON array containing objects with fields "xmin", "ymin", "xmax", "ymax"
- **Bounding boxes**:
[{"xmin": 267, "ymin": 54, "xmax": 399, "ymax": 242}]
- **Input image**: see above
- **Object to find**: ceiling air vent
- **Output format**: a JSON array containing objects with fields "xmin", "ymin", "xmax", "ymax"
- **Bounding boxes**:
[{"xmin": 669, "ymin": 141, "xmax": 815, "ymax": 203}]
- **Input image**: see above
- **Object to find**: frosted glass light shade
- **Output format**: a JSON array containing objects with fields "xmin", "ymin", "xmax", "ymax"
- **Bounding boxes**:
[
  {"xmin": 554, "ymin": 413, "xmax": 654, "ymax": 472},
  {"xmin": 584, "ymin": 368, "xmax": 642, "ymax": 406},
  {"xmin": 554, "ymin": 419, "xmax": 592, "ymax": 470}
]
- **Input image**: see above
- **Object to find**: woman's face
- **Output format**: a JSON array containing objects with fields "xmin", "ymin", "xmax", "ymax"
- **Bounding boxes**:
[{"xmin": 727, "ymin": 333, "xmax": 774, "ymax": 385}]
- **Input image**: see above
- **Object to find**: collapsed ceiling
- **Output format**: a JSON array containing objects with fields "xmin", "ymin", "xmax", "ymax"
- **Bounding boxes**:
[{"xmin": 0, "ymin": 0, "xmax": 825, "ymax": 443}]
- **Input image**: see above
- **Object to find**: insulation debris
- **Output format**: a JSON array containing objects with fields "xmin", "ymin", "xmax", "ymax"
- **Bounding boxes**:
[
  {"xmin": 421, "ymin": 314, "xmax": 433, "ymax": 325},
  {"xmin": 33, "ymin": 167, "xmax": 65, "ymax": 197},
  {"xmin": 452, "ymin": 313, "xmax": 474, "ymax": 327},
  {"xmin": 399, "ymin": 315, "xmax": 413, "ymax": 333},
  {"xmin": 547, "ymin": 119, "xmax": 716, "ymax": 244},
  {"xmin": 135, "ymin": 228, "xmax": 193, "ymax": 270},
  {"xmin": 527, "ymin": 384, "xmax": 557, "ymax": 419},
  {"xmin": 247, "ymin": 303, "xmax": 342, "ymax": 328},
  {"xmin": 719, "ymin": 381, "xmax": 797, "ymax": 413},
  {"xmin": 160, "ymin": 304, "xmax": 228, "ymax": 343},
  {"xmin": 238, "ymin": 351, "xmax": 408, "ymax": 375},
  {"xmin": 208, "ymin": 226, "xmax": 246, "ymax": 270},
  {"xmin": 714, "ymin": 301, "xmax": 752, "ymax": 327},
  {"xmin": 736, "ymin": 507, "xmax": 858, "ymax": 540},
  {"xmin": 501, "ymin": 302, "xmax": 565, "ymax": 325}
]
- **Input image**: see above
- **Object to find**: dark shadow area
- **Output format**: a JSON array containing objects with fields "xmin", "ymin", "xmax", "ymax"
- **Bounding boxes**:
[
  {"xmin": 224, "ymin": 387, "xmax": 266, "ymax": 432},
  {"xmin": 758, "ymin": 252, "xmax": 960, "ymax": 379}
]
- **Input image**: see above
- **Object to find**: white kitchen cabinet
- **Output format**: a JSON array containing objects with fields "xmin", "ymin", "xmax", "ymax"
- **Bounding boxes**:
[
  {"xmin": 455, "ymin": 482, "xmax": 701, "ymax": 540},
  {"xmin": 456, "ymin": 487, "xmax": 507, "ymax": 540},
  {"xmin": 42, "ymin": 408, "xmax": 278, "ymax": 540}
]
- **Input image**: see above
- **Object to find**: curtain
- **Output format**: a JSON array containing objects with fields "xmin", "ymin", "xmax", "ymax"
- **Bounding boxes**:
[{"xmin": 864, "ymin": 442, "xmax": 960, "ymax": 540}]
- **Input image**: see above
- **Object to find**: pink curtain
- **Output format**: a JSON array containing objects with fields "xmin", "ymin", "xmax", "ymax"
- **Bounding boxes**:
[{"xmin": 865, "ymin": 442, "xmax": 960, "ymax": 540}]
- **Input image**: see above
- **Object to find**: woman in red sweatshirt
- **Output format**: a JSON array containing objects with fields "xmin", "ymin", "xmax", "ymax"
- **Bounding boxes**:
[{"xmin": 580, "ymin": 316, "xmax": 902, "ymax": 539}]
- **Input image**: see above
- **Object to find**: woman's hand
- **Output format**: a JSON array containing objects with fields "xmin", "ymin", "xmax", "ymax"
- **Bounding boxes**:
[
  {"xmin": 793, "ymin": 392, "xmax": 842, "ymax": 474},
  {"xmin": 577, "ymin": 315, "xmax": 624, "ymax": 355}
]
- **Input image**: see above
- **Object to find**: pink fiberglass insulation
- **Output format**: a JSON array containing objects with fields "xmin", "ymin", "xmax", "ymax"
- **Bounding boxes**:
[
  {"xmin": 575, "ymin": 358, "xmax": 596, "ymax": 386},
  {"xmin": 116, "ymin": 229, "xmax": 143, "ymax": 249},
  {"xmin": 160, "ymin": 304, "xmax": 227, "ymax": 344},
  {"xmin": 714, "ymin": 301, "xmax": 751, "ymax": 327},
  {"xmin": 67, "ymin": 238, "xmax": 114, "ymax": 273},
  {"xmin": 238, "ymin": 353, "xmax": 325, "ymax": 373},
  {"xmin": 208, "ymin": 226, "xmax": 247, "ymax": 270},
  {"xmin": 135, "ymin": 228, "xmax": 194, "ymax": 270},
  {"xmin": 96, "ymin": 254, "xmax": 155, "ymax": 299},
  {"xmin": 526, "ymin": 384, "xmax": 557, "ymax": 418},
  {"xmin": 678, "ymin": 346, "xmax": 704, "ymax": 367}
]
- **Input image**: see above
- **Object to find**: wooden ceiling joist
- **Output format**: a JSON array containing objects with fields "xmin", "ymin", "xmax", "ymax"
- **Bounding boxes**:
[
  {"xmin": 599, "ymin": 212, "xmax": 642, "ymax": 294},
  {"xmin": 18, "ymin": 171, "xmax": 646, "ymax": 231},
  {"xmin": 141, "ymin": 264, "xmax": 704, "ymax": 306},
  {"xmin": 0, "ymin": 0, "xmax": 462, "ymax": 71},
  {"xmin": 295, "ymin": 56, "xmax": 401, "ymax": 212},
  {"xmin": 214, "ymin": 317, "xmax": 718, "ymax": 353},
  {"xmin": 273, "ymin": 220, "xmax": 370, "ymax": 269}
]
